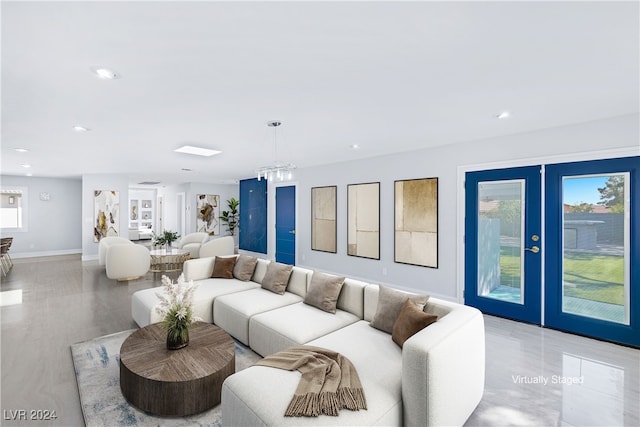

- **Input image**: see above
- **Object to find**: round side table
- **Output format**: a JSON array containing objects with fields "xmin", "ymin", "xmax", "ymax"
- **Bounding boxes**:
[{"xmin": 149, "ymin": 248, "xmax": 190, "ymax": 273}]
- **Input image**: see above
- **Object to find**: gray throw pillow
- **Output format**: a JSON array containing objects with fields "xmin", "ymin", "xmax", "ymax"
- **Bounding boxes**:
[
  {"xmin": 233, "ymin": 255, "xmax": 258, "ymax": 281},
  {"xmin": 370, "ymin": 284, "xmax": 429, "ymax": 334},
  {"xmin": 261, "ymin": 262, "xmax": 293, "ymax": 295},
  {"xmin": 303, "ymin": 272, "xmax": 346, "ymax": 314}
]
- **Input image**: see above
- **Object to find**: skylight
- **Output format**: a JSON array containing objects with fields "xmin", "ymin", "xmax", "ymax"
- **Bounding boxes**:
[{"xmin": 174, "ymin": 146, "xmax": 222, "ymax": 157}]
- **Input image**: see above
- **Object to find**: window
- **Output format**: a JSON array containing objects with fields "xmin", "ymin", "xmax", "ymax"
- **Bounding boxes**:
[{"xmin": 0, "ymin": 187, "xmax": 28, "ymax": 231}]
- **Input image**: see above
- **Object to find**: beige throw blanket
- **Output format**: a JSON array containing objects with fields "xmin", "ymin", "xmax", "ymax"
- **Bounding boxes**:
[{"xmin": 255, "ymin": 345, "xmax": 367, "ymax": 417}]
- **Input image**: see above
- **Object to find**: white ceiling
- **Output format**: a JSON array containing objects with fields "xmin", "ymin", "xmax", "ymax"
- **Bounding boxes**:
[{"xmin": 2, "ymin": 1, "xmax": 638, "ymax": 185}]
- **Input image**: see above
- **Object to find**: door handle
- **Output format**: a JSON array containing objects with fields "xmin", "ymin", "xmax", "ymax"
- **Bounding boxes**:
[
  {"xmin": 289, "ymin": 230, "xmax": 296, "ymax": 235},
  {"xmin": 525, "ymin": 246, "xmax": 540, "ymax": 253}
]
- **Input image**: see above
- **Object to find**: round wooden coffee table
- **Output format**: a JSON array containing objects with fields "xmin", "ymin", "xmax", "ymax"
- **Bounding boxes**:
[{"xmin": 119, "ymin": 322, "xmax": 235, "ymax": 416}]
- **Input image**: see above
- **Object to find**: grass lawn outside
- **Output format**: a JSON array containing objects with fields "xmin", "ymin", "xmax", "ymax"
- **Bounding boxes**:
[
  {"xmin": 498, "ymin": 248, "xmax": 624, "ymax": 306},
  {"xmin": 562, "ymin": 252, "xmax": 624, "ymax": 306}
]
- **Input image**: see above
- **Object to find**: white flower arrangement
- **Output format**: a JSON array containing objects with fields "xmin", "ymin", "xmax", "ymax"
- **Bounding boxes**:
[{"xmin": 155, "ymin": 274, "xmax": 201, "ymax": 343}]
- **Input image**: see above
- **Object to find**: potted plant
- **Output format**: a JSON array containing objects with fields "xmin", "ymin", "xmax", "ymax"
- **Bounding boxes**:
[
  {"xmin": 152, "ymin": 230, "xmax": 180, "ymax": 251},
  {"xmin": 155, "ymin": 274, "xmax": 201, "ymax": 350},
  {"xmin": 219, "ymin": 197, "xmax": 239, "ymax": 236}
]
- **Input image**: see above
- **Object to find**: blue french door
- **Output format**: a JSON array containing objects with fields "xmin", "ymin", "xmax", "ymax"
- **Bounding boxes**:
[
  {"xmin": 545, "ymin": 157, "xmax": 639, "ymax": 347},
  {"xmin": 465, "ymin": 166, "xmax": 542, "ymax": 324},
  {"xmin": 275, "ymin": 186, "xmax": 296, "ymax": 265}
]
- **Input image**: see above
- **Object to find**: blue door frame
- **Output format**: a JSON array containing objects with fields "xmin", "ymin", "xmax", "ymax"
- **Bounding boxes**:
[
  {"xmin": 466, "ymin": 157, "xmax": 639, "ymax": 348},
  {"xmin": 465, "ymin": 166, "xmax": 542, "ymax": 324},
  {"xmin": 276, "ymin": 186, "xmax": 296, "ymax": 265},
  {"xmin": 545, "ymin": 157, "xmax": 639, "ymax": 347}
]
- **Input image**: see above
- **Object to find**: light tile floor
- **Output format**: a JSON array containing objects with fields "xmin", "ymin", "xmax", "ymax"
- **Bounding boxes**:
[{"xmin": 1, "ymin": 255, "xmax": 638, "ymax": 426}]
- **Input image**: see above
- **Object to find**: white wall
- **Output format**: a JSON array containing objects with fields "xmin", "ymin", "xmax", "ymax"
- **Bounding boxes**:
[
  {"xmin": 0, "ymin": 175, "xmax": 82, "ymax": 257},
  {"xmin": 157, "ymin": 184, "xmax": 189, "ymax": 234},
  {"xmin": 294, "ymin": 114, "xmax": 640, "ymax": 301},
  {"xmin": 157, "ymin": 182, "xmax": 239, "ymax": 237},
  {"xmin": 3, "ymin": 114, "xmax": 637, "ymax": 268}
]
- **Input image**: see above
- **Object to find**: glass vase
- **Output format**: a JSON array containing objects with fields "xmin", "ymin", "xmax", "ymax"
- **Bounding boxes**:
[{"xmin": 166, "ymin": 327, "xmax": 189, "ymax": 350}]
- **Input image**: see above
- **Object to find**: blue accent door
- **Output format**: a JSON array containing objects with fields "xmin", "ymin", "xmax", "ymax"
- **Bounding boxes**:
[
  {"xmin": 276, "ymin": 186, "xmax": 296, "ymax": 265},
  {"xmin": 465, "ymin": 166, "xmax": 542, "ymax": 324},
  {"xmin": 239, "ymin": 178, "xmax": 267, "ymax": 254},
  {"xmin": 545, "ymin": 157, "xmax": 639, "ymax": 347}
]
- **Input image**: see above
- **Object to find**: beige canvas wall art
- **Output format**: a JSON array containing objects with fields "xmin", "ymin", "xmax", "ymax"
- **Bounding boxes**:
[
  {"xmin": 347, "ymin": 182, "xmax": 380, "ymax": 259},
  {"xmin": 395, "ymin": 177, "xmax": 438, "ymax": 268},
  {"xmin": 197, "ymin": 194, "xmax": 220, "ymax": 236},
  {"xmin": 311, "ymin": 186, "xmax": 337, "ymax": 253},
  {"xmin": 94, "ymin": 190, "xmax": 119, "ymax": 242}
]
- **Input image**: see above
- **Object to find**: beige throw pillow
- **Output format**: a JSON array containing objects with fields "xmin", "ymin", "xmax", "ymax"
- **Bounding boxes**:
[
  {"xmin": 392, "ymin": 299, "xmax": 438, "ymax": 348},
  {"xmin": 233, "ymin": 255, "xmax": 258, "ymax": 281},
  {"xmin": 303, "ymin": 272, "xmax": 346, "ymax": 314},
  {"xmin": 370, "ymin": 284, "xmax": 429, "ymax": 333},
  {"xmin": 211, "ymin": 256, "xmax": 237, "ymax": 279},
  {"xmin": 261, "ymin": 262, "xmax": 293, "ymax": 295}
]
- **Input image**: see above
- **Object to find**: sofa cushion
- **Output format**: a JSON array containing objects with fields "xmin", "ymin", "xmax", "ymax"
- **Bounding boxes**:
[
  {"xmin": 211, "ymin": 256, "xmax": 237, "ymax": 279},
  {"xmin": 131, "ymin": 278, "xmax": 260, "ymax": 327},
  {"xmin": 336, "ymin": 278, "xmax": 367, "ymax": 319},
  {"xmin": 251, "ymin": 258, "xmax": 270, "ymax": 284},
  {"xmin": 303, "ymin": 271, "xmax": 345, "ymax": 313},
  {"xmin": 392, "ymin": 299, "xmax": 438, "ymax": 348},
  {"xmin": 233, "ymin": 255, "xmax": 258, "ymax": 281},
  {"xmin": 222, "ymin": 321, "xmax": 402, "ymax": 426},
  {"xmin": 214, "ymin": 289, "xmax": 303, "ymax": 345},
  {"xmin": 370, "ymin": 285, "xmax": 429, "ymax": 333},
  {"xmin": 287, "ymin": 266, "xmax": 313, "ymax": 298},
  {"xmin": 261, "ymin": 262, "xmax": 293, "ymax": 295},
  {"xmin": 249, "ymin": 303, "xmax": 360, "ymax": 357}
]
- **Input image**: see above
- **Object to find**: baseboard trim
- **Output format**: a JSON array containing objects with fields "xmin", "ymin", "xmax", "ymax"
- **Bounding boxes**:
[{"xmin": 11, "ymin": 249, "xmax": 82, "ymax": 259}]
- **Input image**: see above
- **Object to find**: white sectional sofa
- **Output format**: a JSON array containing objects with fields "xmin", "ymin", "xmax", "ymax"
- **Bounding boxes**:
[{"xmin": 130, "ymin": 255, "xmax": 485, "ymax": 426}]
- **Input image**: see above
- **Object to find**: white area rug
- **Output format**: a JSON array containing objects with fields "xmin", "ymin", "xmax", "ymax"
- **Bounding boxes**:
[{"xmin": 71, "ymin": 329, "xmax": 262, "ymax": 427}]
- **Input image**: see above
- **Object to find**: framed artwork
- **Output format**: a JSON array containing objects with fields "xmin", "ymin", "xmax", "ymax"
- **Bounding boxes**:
[
  {"xmin": 94, "ymin": 190, "xmax": 119, "ymax": 242},
  {"xmin": 196, "ymin": 194, "xmax": 220, "ymax": 236},
  {"xmin": 347, "ymin": 182, "xmax": 380, "ymax": 260},
  {"xmin": 311, "ymin": 186, "xmax": 337, "ymax": 253},
  {"xmin": 394, "ymin": 177, "xmax": 438, "ymax": 268},
  {"xmin": 130, "ymin": 200, "xmax": 138, "ymax": 220}
]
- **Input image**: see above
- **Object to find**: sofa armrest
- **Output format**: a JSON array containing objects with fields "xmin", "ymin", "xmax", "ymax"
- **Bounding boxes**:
[
  {"xmin": 402, "ymin": 304, "xmax": 485, "ymax": 427},
  {"xmin": 183, "ymin": 257, "xmax": 216, "ymax": 281}
]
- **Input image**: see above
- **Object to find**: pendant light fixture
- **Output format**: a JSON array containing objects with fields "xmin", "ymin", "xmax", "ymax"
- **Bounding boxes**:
[{"xmin": 256, "ymin": 120, "xmax": 296, "ymax": 182}]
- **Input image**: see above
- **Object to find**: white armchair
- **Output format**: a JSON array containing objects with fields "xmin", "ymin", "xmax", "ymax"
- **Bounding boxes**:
[
  {"xmin": 106, "ymin": 244, "xmax": 150, "ymax": 281},
  {"xmin": 177, "ymin": 232, "xmax": 209, "ymax": 259},
  {"xmin": 98, "ymin": 236, "xmax": 133, "ymax": 266},
  {"xmin": 198, "ymin": 236, "xmax": 235, "ymax": 259}
]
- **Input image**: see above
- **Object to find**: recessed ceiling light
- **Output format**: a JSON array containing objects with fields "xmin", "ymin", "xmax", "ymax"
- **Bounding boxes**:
[
  {"xmin": 21, "ymin": 164, "xmax": 31, "ymax": 168},
  {"xmin": 14, "ymin": 148, "xmax": 29, "ymax": 153},
  {"xmin": 174, "ymin": 145, "xmax": 222, "ymax": 157},
  {"xmin": 91, "ymin": 67, "xmax": 120, "ymax": 80},
  {"xmin": 350, "ymin": 144, "xmax": 360, "ymax": 149},
  {"xmin": 72, "ymin": 125, "xmax": 90, "ymax": 132},
  {"xmin": 496, "ymin": 111, "xmax": 511, "ymax": 119}
]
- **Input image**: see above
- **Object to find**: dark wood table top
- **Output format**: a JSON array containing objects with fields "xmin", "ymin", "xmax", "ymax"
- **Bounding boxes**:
[{"xmin": 120, "ymin": 321, "xmax": 235, "ymax": 416}]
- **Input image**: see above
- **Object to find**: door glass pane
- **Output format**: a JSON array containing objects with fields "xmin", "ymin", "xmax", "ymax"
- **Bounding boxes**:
[
  {"xmin": 477, "ymin": 180, "xmax": 525, "ymax": 304},
  {"xmin": 562, "ymin": 173, "xmax": 630, "ymax": 324}
]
